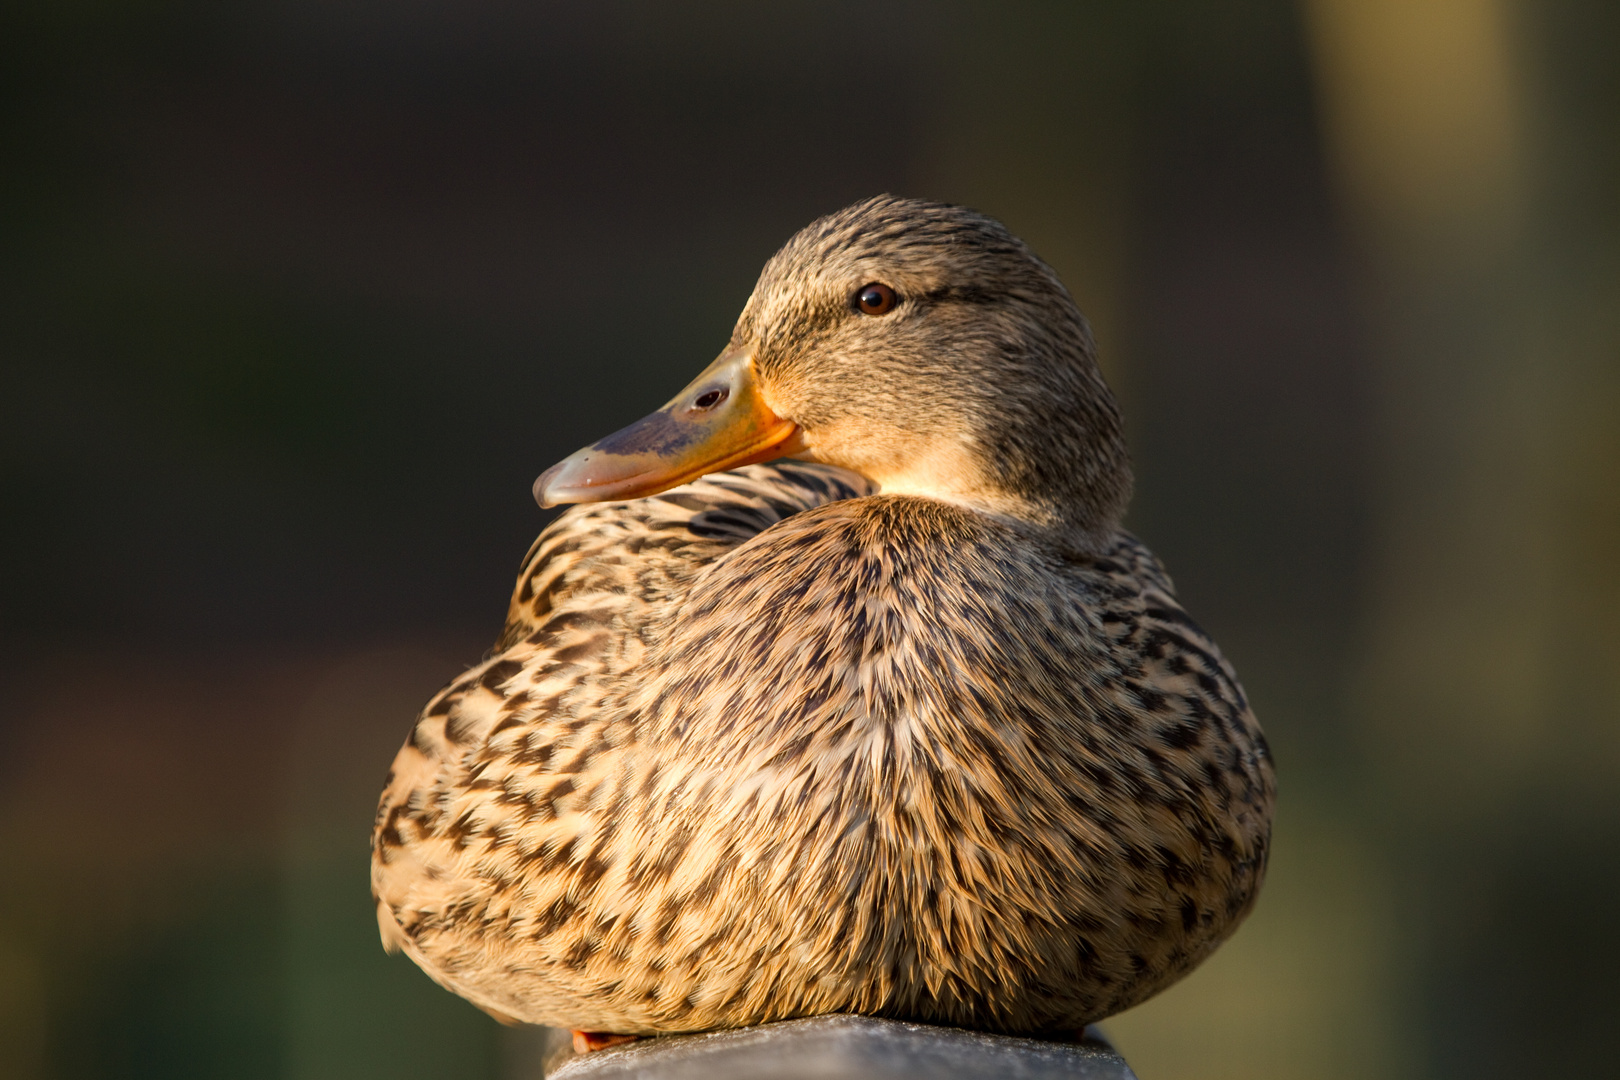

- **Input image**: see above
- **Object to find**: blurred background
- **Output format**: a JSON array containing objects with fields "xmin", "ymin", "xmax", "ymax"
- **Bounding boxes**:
[{"xmin": 1, "ymin": 1, "xmax": 1616, "ymax": 1077}]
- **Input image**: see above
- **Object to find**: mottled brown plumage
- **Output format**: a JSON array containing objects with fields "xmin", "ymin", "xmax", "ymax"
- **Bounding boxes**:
[{"xmin": 371, "ymin": 196, "xmax": 1274, "ymax": 1037}]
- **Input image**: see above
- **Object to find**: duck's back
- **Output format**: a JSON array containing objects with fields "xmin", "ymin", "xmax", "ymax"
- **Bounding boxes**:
[
  {"xmin": 371, "ymin": 463, "xmax": 1273, "ymax": 1036},
  {"xmin": 371, "ymin": 462, "xmax": 875, "ymax": 1014}
]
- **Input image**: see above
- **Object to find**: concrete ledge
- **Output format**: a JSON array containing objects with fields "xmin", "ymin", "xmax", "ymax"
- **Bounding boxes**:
[{"xmin": 545, "ymin": 1015, "xmax": 1138, "ymax": 1079}]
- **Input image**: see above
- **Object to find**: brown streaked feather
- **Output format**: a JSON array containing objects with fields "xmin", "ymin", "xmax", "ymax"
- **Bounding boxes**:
[{"xmin": 371, "ymin": 462, "xmax": 1272, "ymax": 1035}]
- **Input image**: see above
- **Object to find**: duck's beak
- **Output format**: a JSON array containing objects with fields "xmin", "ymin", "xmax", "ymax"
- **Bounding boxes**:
[{"xmin": 534, "ymin": 348, "xmax": 801, "ymax": 507}]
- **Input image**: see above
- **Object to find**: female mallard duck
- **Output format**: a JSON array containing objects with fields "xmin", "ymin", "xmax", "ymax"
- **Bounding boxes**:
[{"xmin": 372, "ymin": 195, "xmax": 1274, "ymax": 1045}]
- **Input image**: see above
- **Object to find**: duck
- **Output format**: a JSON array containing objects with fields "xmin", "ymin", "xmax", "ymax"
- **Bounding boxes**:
[{"xmin": 371, "ymin": 195, "xmax": 1275, "ymax": 1049}]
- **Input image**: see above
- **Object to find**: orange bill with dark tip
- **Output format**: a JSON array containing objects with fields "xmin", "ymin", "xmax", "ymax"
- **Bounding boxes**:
[{"xmin": 534, "ymin": 349, "xmax": 801, "ymax": 507}]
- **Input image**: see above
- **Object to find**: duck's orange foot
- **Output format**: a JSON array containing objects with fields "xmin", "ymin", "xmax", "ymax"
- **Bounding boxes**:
[{"xmin": 572, "ymin": 1030, "xmax": 640, "ymax": 1054}]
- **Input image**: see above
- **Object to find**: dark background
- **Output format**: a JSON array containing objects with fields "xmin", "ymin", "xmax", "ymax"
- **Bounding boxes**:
[{"xmin": 2, "ymin": 2, "xmax": 1616, "ymax": 1078}]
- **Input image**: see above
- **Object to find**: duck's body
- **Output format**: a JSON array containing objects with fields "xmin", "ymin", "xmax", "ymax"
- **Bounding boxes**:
[{"xmin": 372, "ymin": 196, "xmax": 1274, "ymax": 1037}]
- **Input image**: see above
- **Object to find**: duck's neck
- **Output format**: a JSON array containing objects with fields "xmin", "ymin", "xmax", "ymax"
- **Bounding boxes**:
[
  {"xmin": 845, "ymin": 454, "xmax": 1129, "ymax": 556},
  {"xmin": 792, "ymin": 401, "xmax": 1133, "ymax": 554}
]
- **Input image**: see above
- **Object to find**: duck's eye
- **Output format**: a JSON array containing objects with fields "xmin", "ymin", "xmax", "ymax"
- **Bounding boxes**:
[
  {"xmin": 692, "ymin": 388, "xmax": 728, "ymax": 410},
  {"xmin": 855, "ymin": 282, "xmax": 898, "ymax": 316}
]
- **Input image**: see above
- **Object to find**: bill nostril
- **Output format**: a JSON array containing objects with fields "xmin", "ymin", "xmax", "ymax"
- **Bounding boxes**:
[{"xmin": 693, "ymin": 388, "xmax": 729, "ymax": 410}]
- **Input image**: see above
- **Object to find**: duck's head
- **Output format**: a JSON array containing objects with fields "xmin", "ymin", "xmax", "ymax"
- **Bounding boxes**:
[{"xmin": 536, "ymin": 195, "xmax": 1132, "ymax": 547}]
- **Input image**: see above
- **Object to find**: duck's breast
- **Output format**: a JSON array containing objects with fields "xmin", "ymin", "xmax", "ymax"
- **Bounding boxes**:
[{"xmin": 598, "ymin": 494, "xmax": 1273, "ymax": 1031}]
